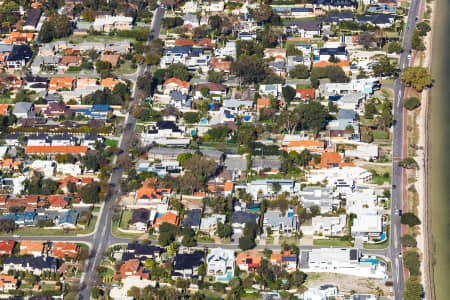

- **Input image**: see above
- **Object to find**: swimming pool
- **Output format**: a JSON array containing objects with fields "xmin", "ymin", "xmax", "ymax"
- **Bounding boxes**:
[
  {"xmin": 360, "ymin": 258, "xmax": 379, "ymax": 265},
  {"xmin": 216, "ymin": 271, "xmax": 233, "ymax": 282},
  {"xmin": 200, "ymin": 118, "xmax": 208, "ymax": 125}
]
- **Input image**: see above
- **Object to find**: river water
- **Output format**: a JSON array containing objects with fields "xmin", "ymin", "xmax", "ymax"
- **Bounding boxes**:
[{"xmin": 429, "ymin": 0, "xmax": 450, "ymax": 298}]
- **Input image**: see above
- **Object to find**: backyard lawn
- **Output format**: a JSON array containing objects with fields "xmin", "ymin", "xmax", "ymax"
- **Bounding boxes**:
[
  {"xmin": 313, "ymin": 238, "xmax": 354, "ymax": 247},
  {"xmin": 0, "ymin": 216, "xmax": 97, "ymax": 236}
]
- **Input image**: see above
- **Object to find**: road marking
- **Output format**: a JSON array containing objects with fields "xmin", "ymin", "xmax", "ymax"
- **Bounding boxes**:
[{"xmin": 394, "ymin": 226, "xmax": 398, "ymax": 248}]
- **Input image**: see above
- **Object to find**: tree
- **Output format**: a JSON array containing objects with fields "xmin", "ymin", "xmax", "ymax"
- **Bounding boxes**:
[
  {"xmin": 282, "ymin": 85, "xmax": 296, "ymax": 104},
  {"xmin": 399, "ymin": 157, "xmax": 419, "ymax": 169},
  {"xmin": 200, "ymin": 86, "xmax": 209, "ymax": 98},
  {"xmin": 184, "ymin": 154, "xmax": 218, "ymax": 180},
  {"xmin": 387, "ymin": 41, "xmax": 403, "ymax": 54},
  {"xmin": 158, "ymin": 222, "xmax": 178, "ymax": 246},
  {"xmin": 404, "ymin": 97, "xmax": 421, "ymax": 110},
  {"xmin": 243, "ymin": 221, "xmax": 258, "ymax": 239},
  {"xmin": 82, "ymin": 9, "xmax": 96, "ymax": 22},
  {"xmin": 401, "ymin": 234, "xmax": 418, "ymax": 248},
  {"xmin": 137, "ymin": 72, "xmax": 153, "ymax": 97},
  {"xmin": 403, "ymin": 250, "xmax": 420, "ymax": 276},
  {"xmin": 167, "ymin": 63, "xmax": 191, "ymax": 81},
  {"xmin": 298, "ymin": 101, "xmax": 329, "ymax": 136},
  {"xmin": 183, "ymin": 112, "xmax": 200, "ymax": 124},
  {"xmin": 278, "ymin": 110, "xmax": 301, "ymax": 134},
  {"xmin": 145, "ymin": 52, "xmax": 160, "ymax": 65},
  {"xmin": 95, "ymin": 60, "xmax": 112, "ymax": 74},
  {"xmin": 401, "ymin": 67, "xmax": 432, "ymax": 92},
  {"xmin": 209, "ymin": 15, "xmax": 223, "ymax": 32},
  {"xmin": 272, "ymin": 182, "xmax": 281, "ymax": 194},
  {"xmin": 38, "ymin": 14, "xmax": 72, "ymax": 43},
  {"xmin": 286, "ymin": 43, "xmax": 303, "ymax": 56},
  {"xmin": 207, "ymin": 70, "xmax": 224, "ymax": 83},
  {"xmin": 289, "ymin": 64, "xmax": 309, "ymax": 79},
  {"xmin": 176, "ymin": 152, "xmax": 193, "ymax": 168},
  {"xmin": 416, "ymin": 21, "xmax": 431, "ymax": 36},
  {"xmin": 91, "ymin": 287, "xmax": 102, "ymax": 299},
  {"xmin": 231, "ymin": 54, "xmax": 266, "ymax": 84},
  {"xmin": 372, "ymin": 55, "xmax": 396, "ymax": 77},
  {"xmin": 309, "ymin": 205, "xmax": 320, "ymax": 216},
  {"xmin": 359, "ymin": 32, "xmax": 376, "ymax": 49},
  {"xmin": 216, "ymin": 222, "xmax": 232, "ymax": 238},
  {"xmin": 298, "ymin": 149, "xmax": 312, "ymax": 167},
  {"xmin": 401, "ymin": 213, "xmax": 421, "ymax": 226},
  {"xmin": 403, "ymin": 276, "xmax": 422, "ymax": 300},
  {"xmin": 239, "ymin": 237, "xmax": 255, "ymax": 250},
  {"xmin": 0, "ymin": 219, "xmax": 15, "ymax": 233},
  {"xmin": 79, "ymin": 183, "xmax": 100, "ymax": 204},
  {"xmin": 411, "ymin": 30, "xmax": 425, "ymax": 51},
  {"xmin": 181, "ymin": 235, "xmax": 196, "ymax": 247}
]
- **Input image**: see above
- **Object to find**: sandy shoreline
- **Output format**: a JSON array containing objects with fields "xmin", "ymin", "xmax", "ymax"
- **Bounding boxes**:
[{"xmin": 413, "ymin": 0, "xmax": 436, "ymax": 298}]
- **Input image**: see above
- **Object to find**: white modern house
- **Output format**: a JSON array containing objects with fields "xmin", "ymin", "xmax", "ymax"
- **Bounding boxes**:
[
  {"xmin": 300, "ymin": 187, "xmax": 337, "ymax": 214},
  {"xmin": 247, "ymin": 179, "xmax": 300, "ymax": 200},
  {"xmin": 298, "ymin": 284, "xmax": 339, "ymax": 300},
  {"xmin": 311, "ymin": 215, "xmax": 347, "ymax": 236},
  {"xmin": 299, "ymin": 248, "xmax": 387, "ymax": 278},
  {"xmin": 206, "ymin": 248, "xmax": 235, "ymax": 282},
  {"xmin": 263, "ymin": 211, "xmax": 298, "ymax": 235}
]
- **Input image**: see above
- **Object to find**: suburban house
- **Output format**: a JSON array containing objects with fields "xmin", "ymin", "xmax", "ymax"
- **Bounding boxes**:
[
  {"xmin": 182, "ymin": 209, "xmax": 202, "ymax": 231},
  {"xmin": 7, "ymin": 45, "xmax": 33, "ymax": 69},
  {"xmin": 351, "ymin": 213, "xmax": 383, "ymax": 241},
  {"xmin": 129, "ymin": 209, "xmax": 150, "ymax": 231},
  {"xmin": 0, "ymin": 275, "xmax": 18, "ymax": 292},
  {"xmin": 3, "ymin": 256, "xmax": 58, "ymax": 275},
  {"xmin": 23, "ymin": 8, "xmax": 42, "ymax": 31},
  {"xmin": 246, "ymin": 179, "xmax": 300, "ymax": 200},
  {"xmin": 300, "ymin": 284, "xmax": 339, "ymax": 300},
  {"xmin": 256, "ymin": 98, "xmax": 271, "ymax": 111},
  {"xmin": 263, "ymin": 211, "xmax": 298, "ymax": 235},
  {"xmin": 163, "ymin": 78, "xmax": 190, "ymax": 95},
  {"xmin": 57, "ymin": 210, "xmax": 78, "ymax": 228},
  {"xmin": 300, "ymin": 187, "xmax": 336, "ymax": 214},
  {"xmin": 206, "ymin": 248, "xmax": 235, "ymax": 282},
  {"xmin": 115, "ymin": 259, "xmax": 149, "ymax": 279},
  {"xmin": 236, "ymin": 251, "xmax": 262, "ymax": 272},
  {"xmin": 269, "ymin": 251, "xmax": 297, "ymax": 272},
  {"xmin": 287, "ymin": 55, "xmax": 312, "ymax": 71},
  {"xmin": 125, "ymin": 243, "xmax": 163, "ymax": 262},
  {"xmin": 51, "ymin": 242, "xmax": 79, "ymax": 259},
  {"xmin": 194, "ymin": 82, "xmax": 227, "ymax": 98},
  {"xmin": 285, "ymin": 20, "xmax": 321, "ymax": 38},
  {"xmin": 345, "ymin": 144, "xmax": 379, "ymax": 161},
  {"xmin": 19, "ymin": 240, "xmax": 44, "ymax": 257},
  {"xmin": 231, "ymin": 211, "xmax": 259, "ymax": 233},
  {"xmin": 48, "ymin": 195, "xmax": 69, "ymax": 209},
  {"xmin": 0, "ymin": 240, "xmax": 15, "ymax": 256},
  {"xmin": 200, "ymin": 214, "xmax": 226, "ymax": 233},
  {"xmin": 319, "ymin": 152, "xmax": 353, "ymax": 168},
  {"xmin": 12, "ymin": 102, "xmax": 35, "ymax": 118},
  {"xmin": 93, "ymin": 15, "xmax": 133, "ymax": 32},
  {"xmin": 281, "ymin": 140, "xmax": 325, "ymax": 154},
  {"xmin": 135, "ymin": 178, "xmax": 171, "ymax": 208},
  {"xmin": 299, "ymin": 248, "xmax": 386, "ymax": 278},
  {"xmin": 172, "ymin": 250, "xmax": 205, "ymax": 279},
  {"xmin": 153, "ymin": 211, "xmax": 178, "ymax": 231},
  {"xmin": 311, "ymin": 215, "xmax": 347, "ymax": 236}
]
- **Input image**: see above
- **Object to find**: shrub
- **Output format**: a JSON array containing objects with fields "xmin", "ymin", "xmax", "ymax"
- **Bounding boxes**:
[
  {"xmin": 401, "ymin": 213, "xmax": 421, "ymax": 227},
  {"xmin": 404, "ymin": 97, "xmax": 421, "ymax": 110},
  {"xmin": 401, "ymin": 234, "xmax": 417, "ymax": 247},
  {"xmin": 403, "ymin": 250, "xmax": 420, "ymax": 276}
]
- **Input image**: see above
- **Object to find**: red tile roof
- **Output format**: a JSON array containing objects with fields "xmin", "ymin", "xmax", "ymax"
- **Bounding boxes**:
[{"xmin": 25, "ymin": 146, "xmax": 88, "ymax": 154}]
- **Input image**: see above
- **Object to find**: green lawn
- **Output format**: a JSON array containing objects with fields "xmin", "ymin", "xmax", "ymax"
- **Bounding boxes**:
[
  {"xmin": 105, "ymin": 139, "xmax": 119, "ymax": 147},
  {"xmin": 279, "ymin": 237, "xmax": 299, "ymax": 245},
  {"xmin": 0, "ymin": 216, "xmax": 97, "ymax": 236},
  {"xmin": 197, "ymin": 236, "xmax": 215, "ymax": 243},
  {"xmin": 0, "ymin": 96, "xmax": 12, "ymax": 104},
  {"xmin": 372, "ymin": 130, "xmax": 390, "ymax": 140},
  {"xmin": 114, "ymin": 60, "xmax": 137, "ymax": 75},
  {"xmin": 313, "ymin": 238, "xmax": 354, "ymax": 247},
  {"xmin": 296, "ymin": 83, "xmax": 313, "ymax": 89},
  {"xmin": 112, "ymin": 220, "xmax": 143, "ymax": 239},
  {"xmin": 119, "ymin": 210, "xmax": 133, "ymax": 230}
]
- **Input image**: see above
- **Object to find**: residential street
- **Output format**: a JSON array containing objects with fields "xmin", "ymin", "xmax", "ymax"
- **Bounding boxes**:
[{"xmin": 390, "ymin": 0, "xmax": 422, "ymax": 298}]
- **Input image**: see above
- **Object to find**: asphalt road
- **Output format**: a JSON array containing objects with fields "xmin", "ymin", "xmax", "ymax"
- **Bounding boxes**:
[{"xmin": 390, "ymin": 0, "xmax": 422, "ymax": 298}]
